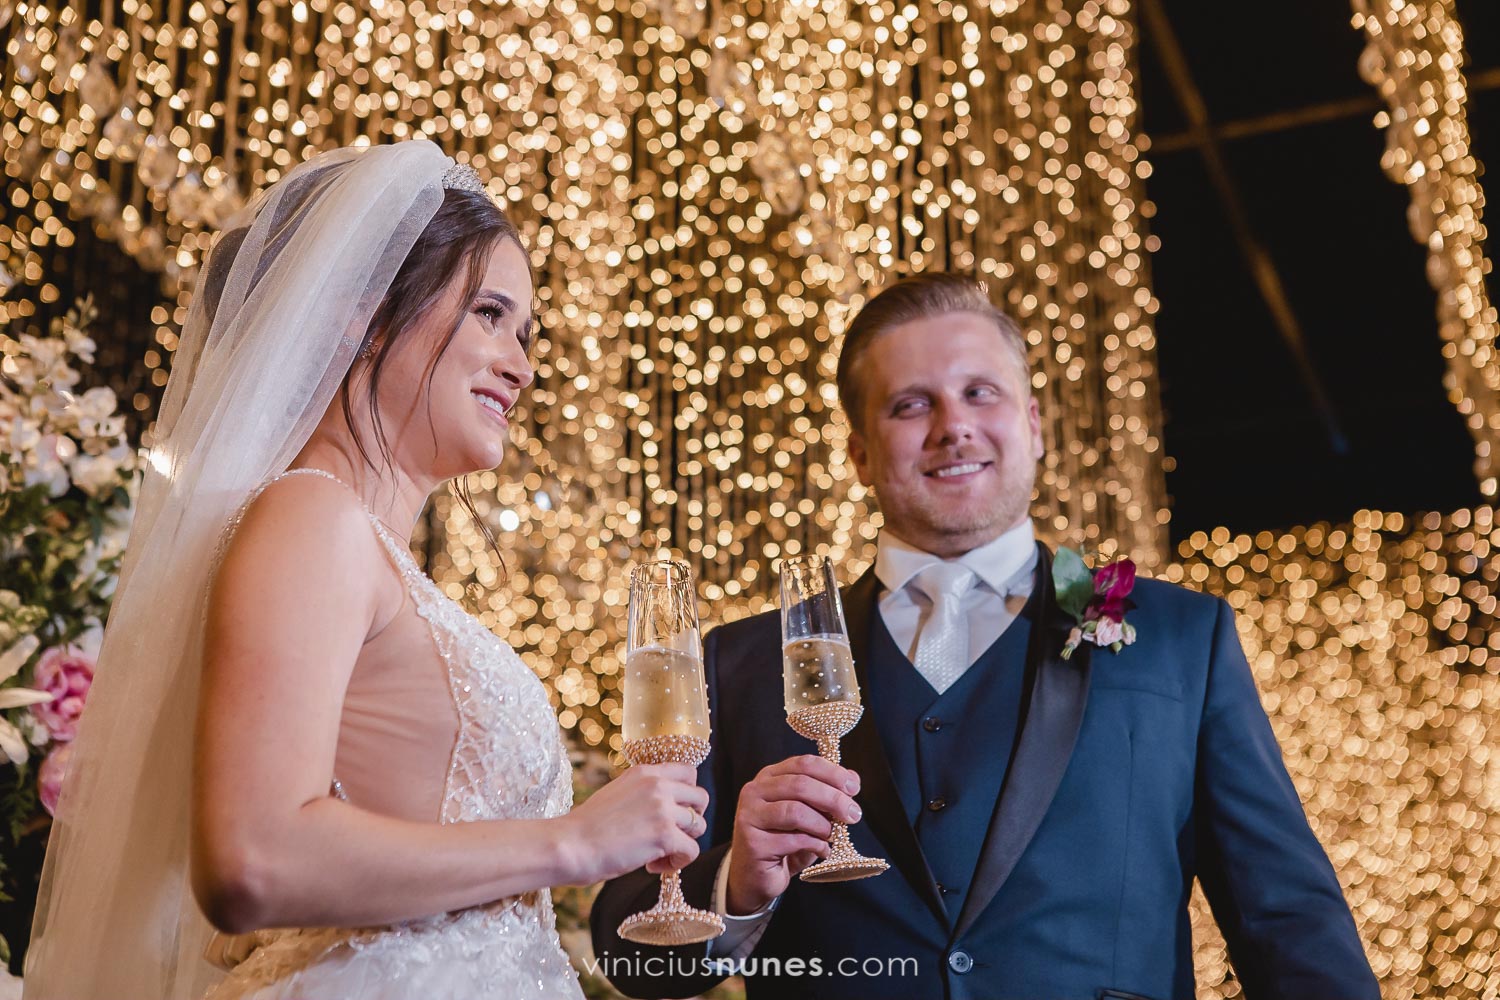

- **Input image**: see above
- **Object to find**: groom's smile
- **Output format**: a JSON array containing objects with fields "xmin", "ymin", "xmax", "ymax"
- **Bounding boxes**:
[{"xmin": 924, "ymin": 458, "xmax": 994, "ymax": 480}]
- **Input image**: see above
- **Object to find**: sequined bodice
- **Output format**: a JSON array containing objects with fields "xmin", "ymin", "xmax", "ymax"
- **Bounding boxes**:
[
  {"xmin": 360, "ymin": 511, "xmax": 574, "ymax": 825},
  {"xmin": 205, "ymin": 469, "xmax": 581, "ymax": 1000}
]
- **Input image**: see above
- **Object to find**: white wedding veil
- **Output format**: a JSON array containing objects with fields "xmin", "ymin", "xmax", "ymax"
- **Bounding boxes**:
[{"xmin": 24, "ymin": 140, "xmax": 455, "ymax": 999}]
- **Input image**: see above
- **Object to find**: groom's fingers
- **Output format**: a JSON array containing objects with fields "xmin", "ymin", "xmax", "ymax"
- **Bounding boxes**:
[
  {"xmin": 738, "ymin": 827, "xmax": 827, "ymax": 869},
  {"xmin": 765, "ymin": 836, "xmax": 830, "ymax": 867},
  {"xmin": 754, "ymin": 773, "xmax": 861, "ymax": 825},
  {"xmin": 746, "ymin": 799, "xmax": 834, "ymax": 840},
  {"xmin": 762, "ymin": 755, "xmax": 860, "ymax": 795}
]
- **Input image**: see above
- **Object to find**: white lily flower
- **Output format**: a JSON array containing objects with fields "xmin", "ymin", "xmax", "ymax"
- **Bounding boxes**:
[
  {"xmin": 75, "ymin": 623, "xmax": 104, "ymax": 659},
  {"xmin": 71, "ymin": 453, "xmax": 120, "ymax": 496},
  {"xmin": 77, "ymin": 386, "xmax": 118, "ymax": 418},
  {"xmin": 0, "ymin": 689, "xmax": 56, "ymax": 767},
  {"xmin": 0, "ymin": 635, "xmax": 40, "ymax": 684},
  {"xmin": 0, "ymin": 688, "xmax": 55, "ymax": 709},
  {"xmin": 22, "ymin": 711, "xmax": 51, "ymax": 746},
  {"xmin": 0, "ymin": 716, "xmax": 30, "ymax": 766}
]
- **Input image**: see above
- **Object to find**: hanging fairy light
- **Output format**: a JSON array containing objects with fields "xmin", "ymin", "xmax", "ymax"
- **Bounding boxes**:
[
  {"xmin": 5, "ymin": 1, "xmax": 1500, "ymax": 992},
  {"xmin": 1352, "ymin": 0, "xmax": 1499, "ymax": 497},
  {"xmin": 0, "ymin": 0, "xmax": 1167, "ymax": 752}
]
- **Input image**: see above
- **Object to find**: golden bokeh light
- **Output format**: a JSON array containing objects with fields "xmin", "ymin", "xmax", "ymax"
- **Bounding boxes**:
[
  {"xmin": 3, "ymin": 2, "xmax": 1496, "ymax": 992},
  {"xmin": 1353, "ymin": 0, "xmax": 1500, "ymax": 497}
]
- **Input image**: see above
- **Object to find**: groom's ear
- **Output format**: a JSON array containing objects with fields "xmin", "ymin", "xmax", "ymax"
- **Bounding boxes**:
[
  {"xmin": 1027, "ymin": 394, "xmax": 1044, "ymax": 461},
  {"xmin": 848, "ymin": 426, "xmax": 872, "ymax": 487}
]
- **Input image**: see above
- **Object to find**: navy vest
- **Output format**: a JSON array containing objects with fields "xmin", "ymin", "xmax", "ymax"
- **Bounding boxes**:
[{"xmin": 864, "ymin": 599, "xmax": 1032, "ymax": 921}]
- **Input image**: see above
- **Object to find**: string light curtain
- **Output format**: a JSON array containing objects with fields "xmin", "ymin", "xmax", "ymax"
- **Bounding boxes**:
[
  {"xmin": 1352, "ymin": 0, "xmax": 1500, "ymax": 497},
  {"xmin": 8, "ymin": 3, "xmax": 1500, "ymax": 992},
  {"xmin": 1172, "ymin": 508, "xmax": 1500, "ymax": 999},
  {"xmin": 2, "ymin": 0, "xmax": 1168, "ymax": 747}
]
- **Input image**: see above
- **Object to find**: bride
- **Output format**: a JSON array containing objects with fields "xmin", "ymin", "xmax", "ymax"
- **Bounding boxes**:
[{"xmin": 23, "ymin": 141, "xmax": 707, "ymax": 999}]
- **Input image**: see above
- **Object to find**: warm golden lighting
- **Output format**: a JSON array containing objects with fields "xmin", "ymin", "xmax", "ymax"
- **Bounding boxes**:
[
  {"xmin": 1, "ymin": 0, "xmax": 1168, "ymax": 748},
  {"xmin": 7, "ymin": 3, "xmax": 1495, "ymax": 992},
  {"xmin": 1173, "ymin": 508, "xmax": 1500, "ymax": 997},
  {"xmin": 1353, "ymin": 0, "xmax": 1499, "ymax": 497}
]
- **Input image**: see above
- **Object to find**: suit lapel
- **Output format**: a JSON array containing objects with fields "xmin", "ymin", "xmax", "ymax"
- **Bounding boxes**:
[
  {"xmin": 953, "ymin": 543, "xmax": 1094, "ymax": 941},
  {"xmin": 840, "ymin": 567, "xmax": 949, "ymax": 927}
]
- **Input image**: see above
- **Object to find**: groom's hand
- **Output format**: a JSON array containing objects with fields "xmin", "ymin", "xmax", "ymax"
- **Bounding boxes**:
[{"xmin": 726, "ymin": 755, "xmax": 862, "ymax": 915}]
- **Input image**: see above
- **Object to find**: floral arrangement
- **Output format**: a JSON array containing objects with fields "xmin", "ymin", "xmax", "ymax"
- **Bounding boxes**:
[
  {"xmin": 1053, "ymin": 547, "xmax": 1138, "ymax": 659},
  {"xmin": 0, "ymin": 296, "xmax": 136, "ymax": 893}
]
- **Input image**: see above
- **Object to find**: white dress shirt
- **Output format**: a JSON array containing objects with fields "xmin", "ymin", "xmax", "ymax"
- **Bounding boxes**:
[{"xmin": 705, "ymin": 520, "xmax": 1041, "ymax": 960}]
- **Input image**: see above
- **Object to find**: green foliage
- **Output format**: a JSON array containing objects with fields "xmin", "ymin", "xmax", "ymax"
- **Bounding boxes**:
[{"xmin": 1051, "ymin": 546, "xmax": 1094, "ymax": 622}]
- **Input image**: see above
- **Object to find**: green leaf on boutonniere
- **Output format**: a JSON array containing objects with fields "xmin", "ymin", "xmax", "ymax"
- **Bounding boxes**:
[{"xmin": 1052, "ymin": 546, "xmax": 1094, "ymax": 621}]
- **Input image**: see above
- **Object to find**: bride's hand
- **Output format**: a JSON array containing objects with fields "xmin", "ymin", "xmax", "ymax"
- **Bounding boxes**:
[{"xmin": 555, "ymin": 763, "xmax": 708, "ymax": 885}]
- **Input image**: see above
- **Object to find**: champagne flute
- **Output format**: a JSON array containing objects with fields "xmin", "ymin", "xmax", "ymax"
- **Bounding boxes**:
[
  {"xmin": 779, "ymin": 553, "xmax": 889, "ymax": 882},
  {"xmin": 616, "ymin": 559, "xmax": 725, "ymax": 946}
]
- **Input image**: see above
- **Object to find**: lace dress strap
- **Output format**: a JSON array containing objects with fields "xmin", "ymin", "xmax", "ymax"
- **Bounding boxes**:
[{"xmin": 273, "ymin": 467, "xmax": 377, "ymax": 520}]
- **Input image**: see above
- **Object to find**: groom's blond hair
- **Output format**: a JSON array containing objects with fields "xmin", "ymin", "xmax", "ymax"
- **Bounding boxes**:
[{"xmin": 835, "ymin": 271, "xmax": 1030, "ymax": 430}]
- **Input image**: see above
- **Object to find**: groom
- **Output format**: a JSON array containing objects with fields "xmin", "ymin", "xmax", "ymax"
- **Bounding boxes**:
[{"xmin": 590, "ymin": 272, "xmax": 1379, "ymax": 1000}]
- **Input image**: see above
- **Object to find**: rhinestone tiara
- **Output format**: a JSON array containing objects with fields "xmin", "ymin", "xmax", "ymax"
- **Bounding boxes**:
[{"xmin": 442, "ymin": 160, "xmax": 487, "ymax": 195}]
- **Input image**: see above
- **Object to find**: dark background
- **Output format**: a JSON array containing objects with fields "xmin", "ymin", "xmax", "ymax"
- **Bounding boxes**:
[{"xmin": 1138, "ymin": 0, "xmax": 1499, "ymax": 544}]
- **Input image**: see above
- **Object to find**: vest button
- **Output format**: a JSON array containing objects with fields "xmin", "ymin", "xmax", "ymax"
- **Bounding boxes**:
[
  {"xmin": 948, "ymin": 950, "xmax": 973, "ymax": 974},
  {"xmin": 935, "ymin": 881, "xmax": 949, "ymax": 894},
  {"xmin": 927, "ymin": 796, "xmax": 947, "ymax": 812},
  {"xmin": 922, "ymin": 716, "xmax": 942, "ymax": 733}
]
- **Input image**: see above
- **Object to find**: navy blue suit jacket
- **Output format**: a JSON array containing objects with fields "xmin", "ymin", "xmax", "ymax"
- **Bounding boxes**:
[{"xmin": 591, "ymin": 546, "xmax": 1379, "ymax": 1000}]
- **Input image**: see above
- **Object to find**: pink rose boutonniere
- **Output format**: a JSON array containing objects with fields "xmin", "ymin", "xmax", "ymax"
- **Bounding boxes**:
[{"xmin": 1053, "ymin": 547, "xmax": 1139, "ymax": 659}]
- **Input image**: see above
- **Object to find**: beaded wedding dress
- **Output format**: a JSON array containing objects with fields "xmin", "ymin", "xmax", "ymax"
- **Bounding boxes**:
[
  {"xmin": 203, "ymin": 469, "xmax": 585, "ymax": 1000},
  {"xmin": 23, "ymin": 143, "xmax": 593, "ymax": 1000}
]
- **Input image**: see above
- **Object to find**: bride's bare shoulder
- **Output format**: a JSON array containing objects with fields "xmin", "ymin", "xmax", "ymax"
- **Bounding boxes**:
[{"xmin": 214, "ymin": 472, "xmax": 390, "ymax": 602}]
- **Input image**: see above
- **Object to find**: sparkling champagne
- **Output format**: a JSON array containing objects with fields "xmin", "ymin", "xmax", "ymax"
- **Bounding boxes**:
[
  {"xmin": 623, "ymin": 645, "xmax": 710, "ymax": 742},
  {"xmin": 782, "ymin": 634, "xmax": 861, "ymax": 716}
]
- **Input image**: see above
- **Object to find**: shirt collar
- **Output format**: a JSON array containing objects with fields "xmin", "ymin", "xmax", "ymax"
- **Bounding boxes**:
[{"xmin": 874, "ymin": 519, "xmax": 1037, "ymax": 598}]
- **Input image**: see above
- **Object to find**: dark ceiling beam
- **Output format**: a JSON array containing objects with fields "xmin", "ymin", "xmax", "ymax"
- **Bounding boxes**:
[
  {"xmin": 1137, "ymin": 0, "xmax": 1350, "ymax": 455},
  {"xmin": 1149, "ymin": 66, "xmax": 1500, "ymax": 154}
]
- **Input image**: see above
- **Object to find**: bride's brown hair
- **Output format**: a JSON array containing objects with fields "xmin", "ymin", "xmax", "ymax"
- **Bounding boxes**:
[
  {"xmin": 348, "ymin": 186, "xmax": 526, "ymax": 565},
  {"xmin": 350, "ymin": 188, "xmax": 522, "ymax": 460},
  {"xmin": 201, "ymin": 178, "xmax": 524, "ymax": 565}
]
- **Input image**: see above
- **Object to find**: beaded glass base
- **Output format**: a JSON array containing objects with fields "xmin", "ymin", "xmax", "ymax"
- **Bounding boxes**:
[
  {"xmin": 786, "ymin": 702, "xmax": 890, "ymax": 883},
  {"xmin": 623, "ymin": 733, "xmax": 711, "ymax": 768},
  {"xmin": 787, "ymin": 700, "xmax": 864, "ymax": 742},
  {"xmin": 618, "ymin": 734, "xmax": 724, "ymax": 945},
  {"xmin": 617, "ymin": 869, "xmax": 726, "ymax": 945}
]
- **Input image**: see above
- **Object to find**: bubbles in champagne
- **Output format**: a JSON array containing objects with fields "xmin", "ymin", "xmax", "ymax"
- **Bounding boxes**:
[
  {"xmin": 782, "ymin": 634, "xmax": 860, "ymax": 716},
  {"xmin": 623, "ymin": 645, "xmax": 711, "ymax": 742}
]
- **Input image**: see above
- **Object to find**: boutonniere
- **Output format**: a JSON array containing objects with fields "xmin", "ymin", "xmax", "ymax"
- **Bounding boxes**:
[{"xmin": 1053, "ymin": 547, "xmax": 1138, "ymax": 659}]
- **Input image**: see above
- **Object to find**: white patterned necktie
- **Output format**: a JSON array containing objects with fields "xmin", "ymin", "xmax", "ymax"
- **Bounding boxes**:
[{"xmin": 910, "ymin": 561, "xmax": 978, "ymax": 695}]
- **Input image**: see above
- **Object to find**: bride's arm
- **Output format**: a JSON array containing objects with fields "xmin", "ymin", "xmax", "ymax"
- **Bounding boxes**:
[{"xmin": 191, "ymin": 478, "xmax": 705, "ymax": 934}]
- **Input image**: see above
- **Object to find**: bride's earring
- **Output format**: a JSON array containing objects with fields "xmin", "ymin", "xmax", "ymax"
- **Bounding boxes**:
[{"xmin": 358, "ymin": 338, "xmax": 379, "ymax": 360}]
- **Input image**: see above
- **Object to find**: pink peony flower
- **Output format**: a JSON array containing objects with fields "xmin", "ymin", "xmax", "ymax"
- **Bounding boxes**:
[
  {"xmin": 30, "ymin": 645, "xmax": 95, "ymax": 742},
  {"xmin": 38, "ymin": 742, "xmax": 74, "ymax": 816}
]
